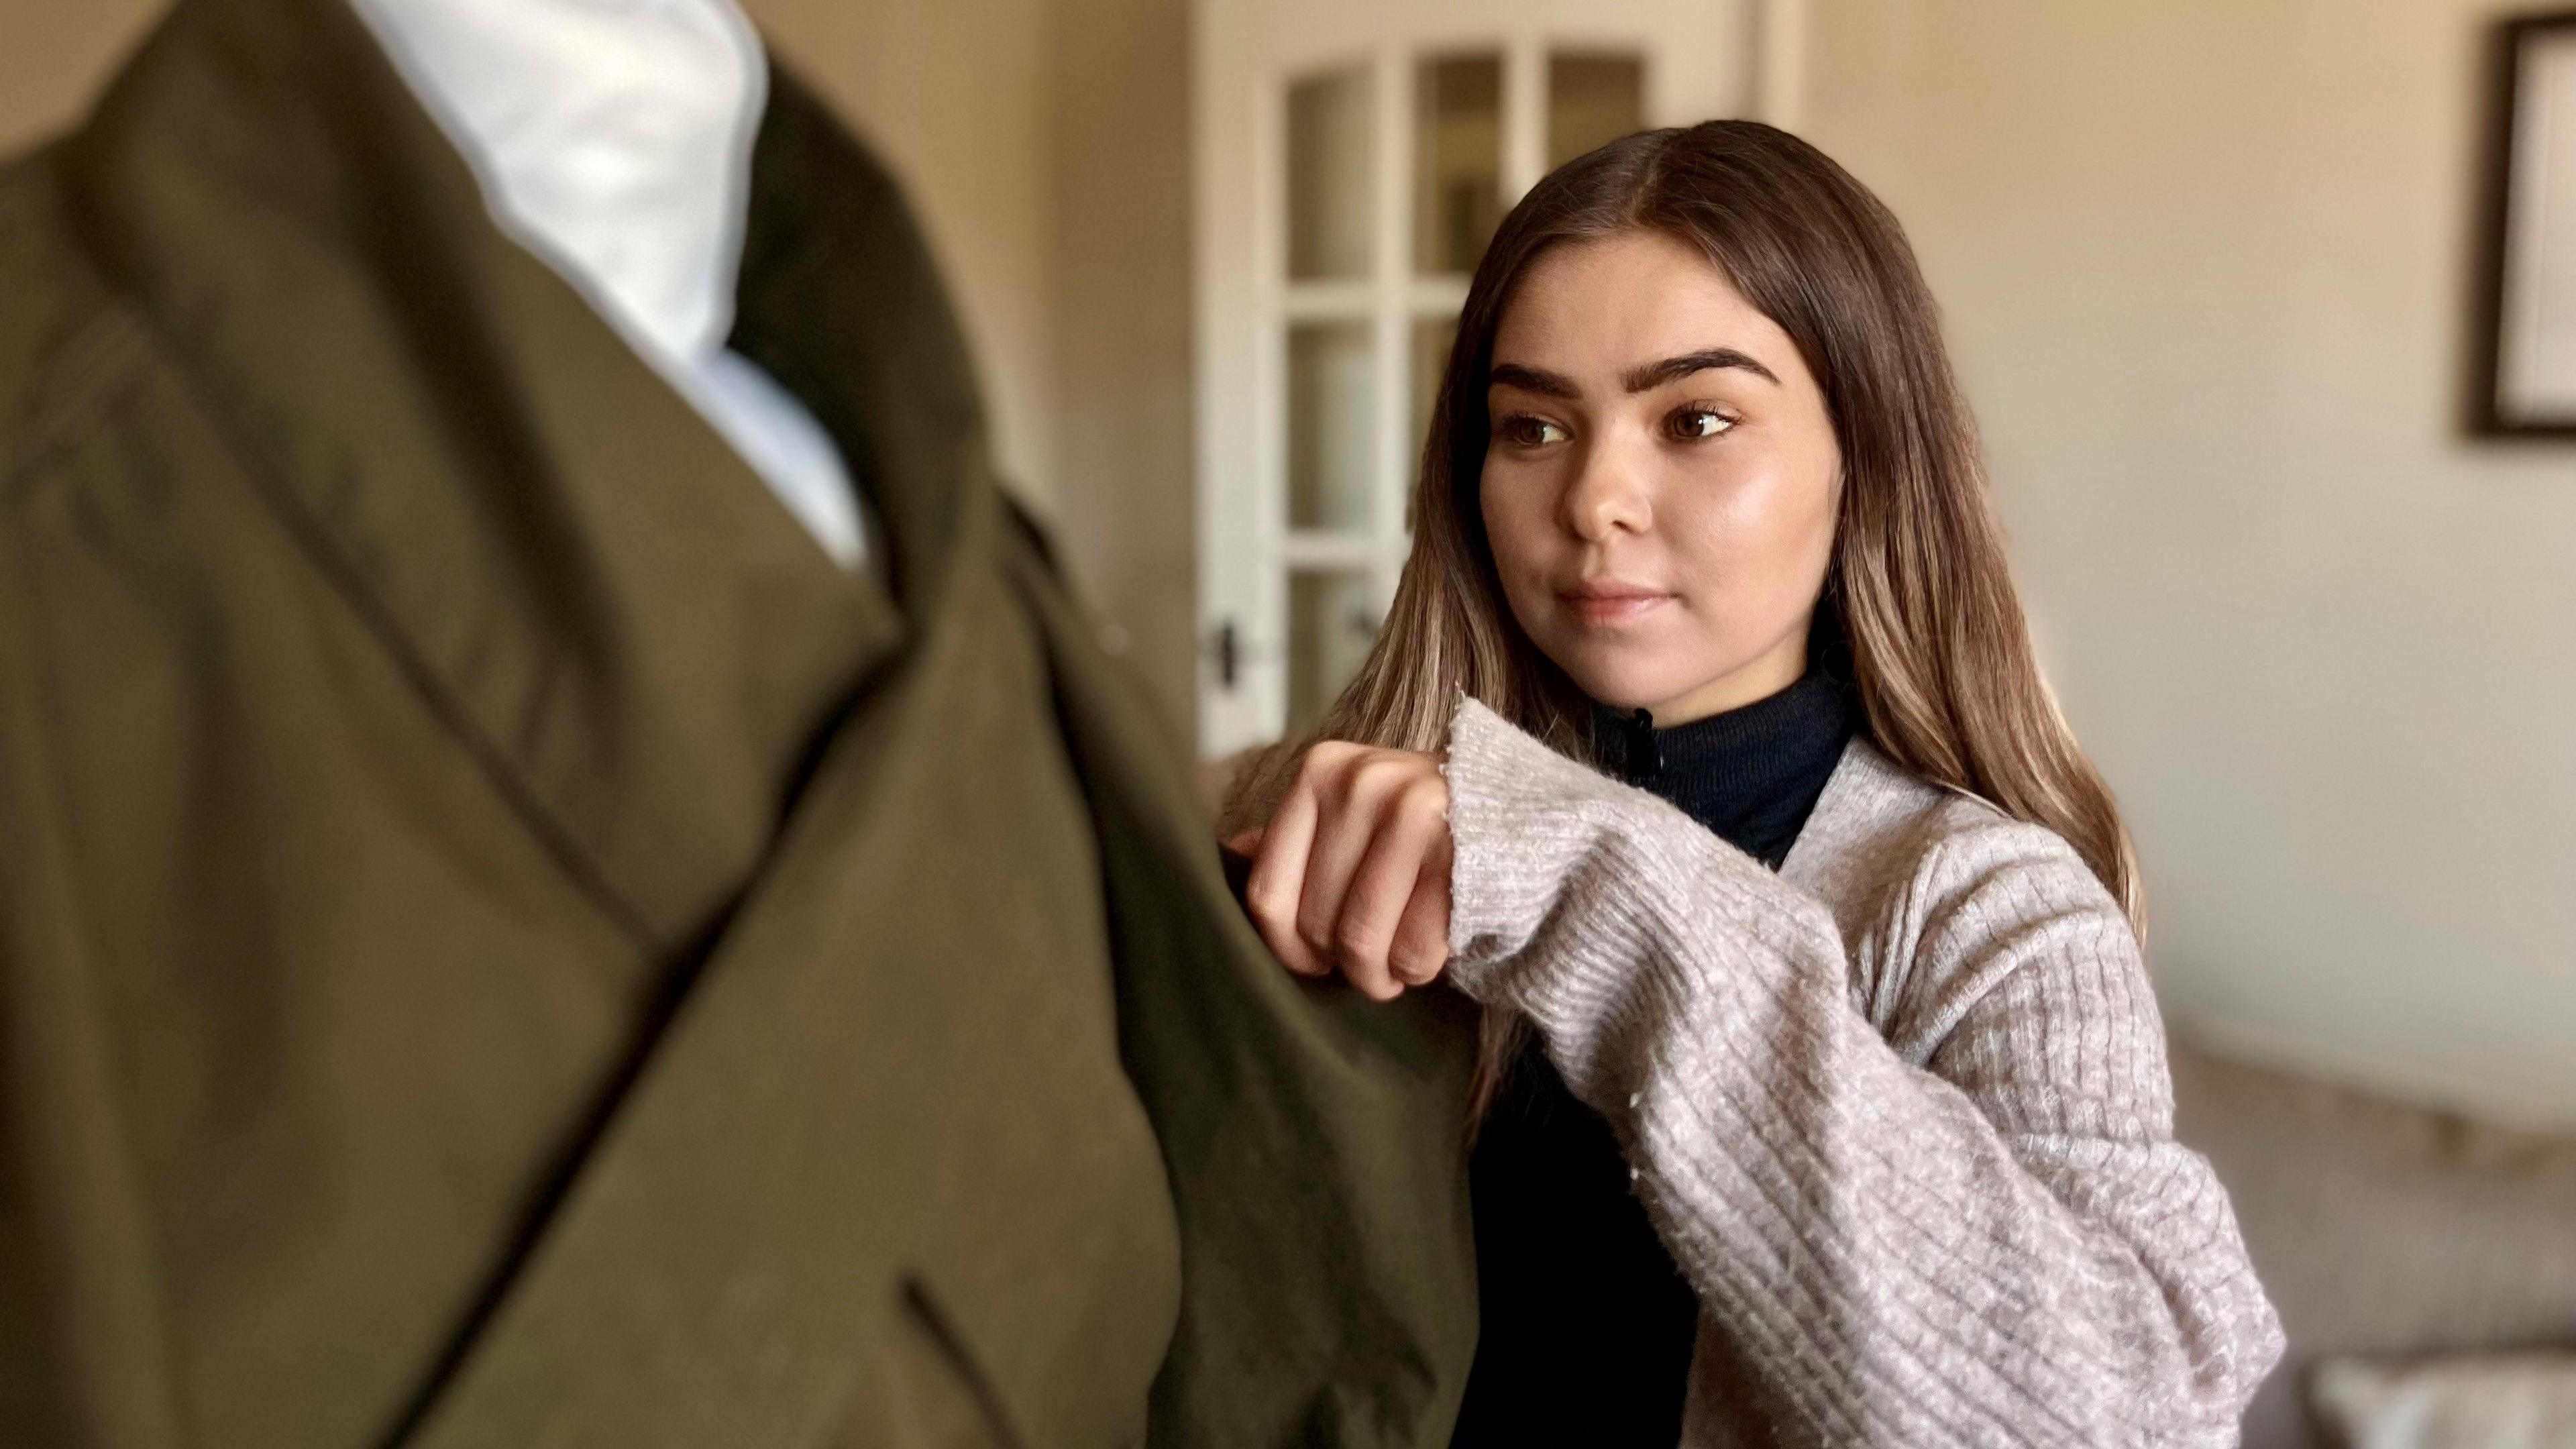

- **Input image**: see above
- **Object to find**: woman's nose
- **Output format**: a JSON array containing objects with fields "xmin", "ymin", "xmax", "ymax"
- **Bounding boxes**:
[{"xmin": 1560, "ymin": 435, "xmax": 1654, "ymax": 541}]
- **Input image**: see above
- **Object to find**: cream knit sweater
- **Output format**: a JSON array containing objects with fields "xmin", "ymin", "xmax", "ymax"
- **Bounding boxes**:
[{"xmin": 1441, "ymin": 697, "xmax": 2284, "ymax": 1448}]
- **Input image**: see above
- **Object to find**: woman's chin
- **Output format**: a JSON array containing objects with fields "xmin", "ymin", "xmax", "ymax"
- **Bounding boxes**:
[
  {"xmin": 1561, "ymin": 651, "xmax": 1789, "ymax": 721},
  {"xmin": 1558, "ymin": 661, "xmax": 1696, "ymax": 716}
]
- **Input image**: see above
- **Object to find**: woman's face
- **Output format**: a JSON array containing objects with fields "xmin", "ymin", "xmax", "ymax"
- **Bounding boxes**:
[{"xmin": 1479, "ymin": 229, "xmax": 1843, "ymax": 724}]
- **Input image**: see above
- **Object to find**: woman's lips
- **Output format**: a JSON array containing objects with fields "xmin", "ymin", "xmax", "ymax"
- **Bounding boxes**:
[{"xmin": 1558, "ymin": 580, "xmax": 1675, "ymax": 627}]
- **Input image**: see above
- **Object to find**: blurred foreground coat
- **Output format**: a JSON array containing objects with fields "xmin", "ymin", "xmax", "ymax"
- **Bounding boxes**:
[{"xmin": 0, "ymin": 0, "xmax": 1480, "ymax": 1443}]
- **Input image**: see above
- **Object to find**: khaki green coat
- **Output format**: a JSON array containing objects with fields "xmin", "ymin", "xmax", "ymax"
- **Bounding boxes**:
[{"xmin": 0, "ymin": 1, "xmax": 1478, "ymax": 1444}]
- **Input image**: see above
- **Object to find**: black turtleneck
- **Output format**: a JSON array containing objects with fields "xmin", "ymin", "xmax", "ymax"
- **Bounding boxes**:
[
  {"xmin": 1591, "ymin": 661, "xmax": 1858, "ymax": 869},
  {"xmin": 1448, "ymin": 651, "xmax": 1856, "ymax": 1448}
]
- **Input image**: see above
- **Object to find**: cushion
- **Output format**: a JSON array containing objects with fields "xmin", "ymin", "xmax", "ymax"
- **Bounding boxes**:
[{"xmin": 2310, "ymin": 1351, "xmax": 2576, "ymax": 1448}]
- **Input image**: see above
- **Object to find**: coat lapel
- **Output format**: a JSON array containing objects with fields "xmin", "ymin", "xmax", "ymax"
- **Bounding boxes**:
[{"xmin": 61, "ymin": 0, "xmax": 901, "ymax": 952}]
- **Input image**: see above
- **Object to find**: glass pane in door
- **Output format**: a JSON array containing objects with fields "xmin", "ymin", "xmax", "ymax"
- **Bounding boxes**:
[
  {"xmin": 1287, "ymin": 569, "xmax": 1379, "ymax": 735},
  {"xmin": 1414, "ymin": 54, "xmax": 1503, "ymax": 276},
  {"xmin": 1288, "ymin": 68, "xmax": 1374, "ymax": 280},
  {"xmin": 1287, "ymin": 321, "xmax": 1376, "ymax": 531},
  {"xmin": 1548, "ymin": 52, "xmax": 1645, "ymax": 168}
]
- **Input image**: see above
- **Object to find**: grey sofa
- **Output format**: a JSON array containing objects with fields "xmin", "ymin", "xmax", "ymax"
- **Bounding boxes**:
[{"xmin": 2168, "ymin": 1042, "xmax": 2576, "ymax": 1448}]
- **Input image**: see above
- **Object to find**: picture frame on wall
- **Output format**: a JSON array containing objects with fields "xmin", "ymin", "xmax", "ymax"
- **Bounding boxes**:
[{"xmin": 2475, "ymin": 9, "xmax": 2576, "ymax": 436}]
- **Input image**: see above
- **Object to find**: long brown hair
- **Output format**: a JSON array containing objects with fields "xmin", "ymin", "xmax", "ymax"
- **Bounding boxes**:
[{"xmin": 1227, "ymin": 121, "xmax": 2143, "ymax": 1113}]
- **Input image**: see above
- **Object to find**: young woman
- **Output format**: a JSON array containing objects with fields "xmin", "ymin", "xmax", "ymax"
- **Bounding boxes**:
[{"xmin": 1226, "ymin": 122, "xmax": 2283, "ymax": 1446}]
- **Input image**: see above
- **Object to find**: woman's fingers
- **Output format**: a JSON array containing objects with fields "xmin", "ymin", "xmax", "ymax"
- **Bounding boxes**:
[
  {"xmin": 1387, "ymin": 831, "xmax": 1452, "ymax": 986},
  {"xmin": 1236, "ymin": 743, "xmax": 1450, "ymax": 998},
  {"xmin": 1243, "ymin": 782, "xmax": 1326, "ymax": 975},
  {"xmin": 1292, "ymin": 752, "xmax": 1383, "ymax": 973},
  {"xmin": 1334, "ymin": 780, "xmax": 1449, "ymax": 1000}
]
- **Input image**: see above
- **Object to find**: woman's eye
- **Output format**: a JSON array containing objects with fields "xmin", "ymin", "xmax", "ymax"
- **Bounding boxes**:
[
  {"xmin": 1499, "ymin": 416, "xmax": 1570, "ymax": 447},
  {"xmin": 1668, "ymin": 407, "xmax": 1735, "ymax": 440}
]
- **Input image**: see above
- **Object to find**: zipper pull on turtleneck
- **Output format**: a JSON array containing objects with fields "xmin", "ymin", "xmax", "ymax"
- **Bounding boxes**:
[{"xmin": 1625, "ymin": 707, "xmax": 1662, "ymax": 783}]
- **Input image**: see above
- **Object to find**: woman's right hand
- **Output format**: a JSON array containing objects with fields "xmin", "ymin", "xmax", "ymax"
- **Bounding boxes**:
[{"xmin": 1224, "ymin": 742, "xmax": 1453, "ymax": 1001}]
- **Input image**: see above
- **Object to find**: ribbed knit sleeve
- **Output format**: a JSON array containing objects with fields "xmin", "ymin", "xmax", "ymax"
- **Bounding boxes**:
[{"xmin": 1441, "ymin": 698, "xmax": 2282, "ymax": 1448}]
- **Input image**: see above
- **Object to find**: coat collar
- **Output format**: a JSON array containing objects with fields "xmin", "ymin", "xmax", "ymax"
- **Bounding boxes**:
[{"xmin": 58, "ymin": 0, "xmax": 984, "ymax": 943}]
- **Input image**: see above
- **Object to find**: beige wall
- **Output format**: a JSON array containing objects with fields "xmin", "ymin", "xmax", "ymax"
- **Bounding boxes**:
[
  {"xmin": 0, "ymin": 0, "xmax": 163, "ymax": 152},
  {"xmin": 1043, "ymin": 0, "xmax": 1199, "ymax": 733},
  {"xmin": 1804, "ymin": 0, "xmax": 2576, "ymax": 1126}
]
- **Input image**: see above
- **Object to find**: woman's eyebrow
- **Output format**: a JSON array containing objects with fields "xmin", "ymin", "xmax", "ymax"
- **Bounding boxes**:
[
  {"xmin": 1488, "ymin": 362, "xmax": 1580, "ymax": 398},
  {"xmin": 1620, "ymin": 347, "xmax": 1780, "ymax": 392},
  {"xmin": 1489, "ymin": 350, "xmax": 1782, "ymax": 399}
]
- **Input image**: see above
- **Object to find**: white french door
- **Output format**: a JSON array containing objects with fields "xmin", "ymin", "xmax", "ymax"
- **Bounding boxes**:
[{"xmin": 1191, "ymin": 0, "xmax": 1799, "ymax": 755}]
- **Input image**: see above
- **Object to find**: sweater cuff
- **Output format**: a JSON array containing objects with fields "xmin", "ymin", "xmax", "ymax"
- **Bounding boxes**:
[{"xmin": 1442, "ymin": 694, "xmax": 1633, "ymax": 994}]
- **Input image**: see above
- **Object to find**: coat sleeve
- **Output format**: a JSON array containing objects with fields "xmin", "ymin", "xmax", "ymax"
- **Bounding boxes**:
[
  {"xmin": 1441, "ymin": 698, "xmax": 2282, "ymax": 1448},
  {"xmin": 1004, "ymin": 533, "xmax": 1482, "ymax": 1449}
]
